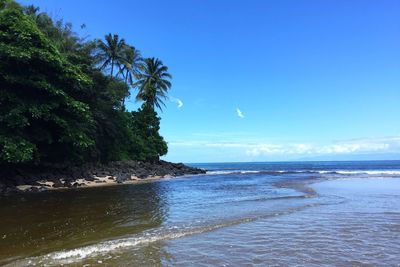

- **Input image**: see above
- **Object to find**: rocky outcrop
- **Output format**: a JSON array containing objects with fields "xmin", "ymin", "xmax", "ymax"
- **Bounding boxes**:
[{"xmin": 0, "ymin": 161, "xmax": 206, "ymax": 195}]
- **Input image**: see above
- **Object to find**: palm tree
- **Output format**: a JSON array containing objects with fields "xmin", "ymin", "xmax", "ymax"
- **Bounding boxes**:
[
  {"xmin": 117, "ymin": 46, "xmax": 144, "ymax": 106},
  {"xmin": 23, "ymin": 5, "xmax": 40, "ymax": 16},
  {"xmin": 96, "ymin": 33, "xmax": 126, "ymax": 77},
  {"xmin": 135, "ymin": 58, "xmax": 172, "ymax": 111},
  {"xmin": 118, "ymin": 45, "xmax": 144, "ymax": 85}
]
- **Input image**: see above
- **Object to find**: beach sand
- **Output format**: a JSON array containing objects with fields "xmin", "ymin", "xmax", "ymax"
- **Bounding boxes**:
[{"xmin": 16, "ymin": 174, "xmax": 173, "ymax": 192}]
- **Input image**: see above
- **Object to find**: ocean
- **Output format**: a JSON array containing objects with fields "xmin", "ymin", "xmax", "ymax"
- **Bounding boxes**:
[{"xmin": 1, "ymin": 160, "xmax": 400, "ymax": 266}]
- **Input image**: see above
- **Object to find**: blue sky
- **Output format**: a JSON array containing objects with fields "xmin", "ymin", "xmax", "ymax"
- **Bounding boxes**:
[{"xmin": 20, "ymin": 0, "xmax": 400, "ymax": 162}]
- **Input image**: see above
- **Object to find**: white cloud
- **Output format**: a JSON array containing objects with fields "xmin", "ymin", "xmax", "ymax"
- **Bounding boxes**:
[
  {"xmin": 245, "ymin": 137, "xmax": 400, "ymax": 156},
  {"xmin": 169, "ymin": 136, "xmax": 400, "ymax": 157},
  {"xmin": 169, "ymin": 141, "xmax": 248, "ymax": 148},
  {"xmin": 236, "ymin": 108, "xmax": 244, "ymax": 118},
  {"xmin": 177, "ymin": 99, "xmax": 184, "ymax": 108},
  {"xmin": 170, "ymin": 97, "xmax": 184, "ymax": 108}
]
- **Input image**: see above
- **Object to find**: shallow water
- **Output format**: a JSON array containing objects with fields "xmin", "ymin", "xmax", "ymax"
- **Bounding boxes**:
[{"xmin": 1, "ymin": 161, "xmax": 400, "ymax": 266}]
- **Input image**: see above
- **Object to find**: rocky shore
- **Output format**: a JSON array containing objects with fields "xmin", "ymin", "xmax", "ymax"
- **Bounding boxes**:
[{"xmin": 0, "ymin": 161, "xmax": 206, "ymax": 195}]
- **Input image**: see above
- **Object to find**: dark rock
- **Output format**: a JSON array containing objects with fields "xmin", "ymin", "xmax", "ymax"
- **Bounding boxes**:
[
  {"xmin": 176, "ymin": 163, "xmax": 185, "ymax": 169},
  {"xmin": 85, "ymin": 176, "xmax": 95, "ymax": 182},
  {"xmin": 115, "ymin": 172, "xmax": 130, "ymax": 183},
  {"xmin": 53, "ymin": 180, "xmax": 64, "ymax": 188},
  {"xmin": 0, "ymin": 160, "xmax": 207, "ymax": 195},
  {"xmin": 13, "ymin": 175, "xmax": 25, "ymax": 186},
  {"xmin": 27, "ymin": 186, "xmax": 39, "ymax": 193}
]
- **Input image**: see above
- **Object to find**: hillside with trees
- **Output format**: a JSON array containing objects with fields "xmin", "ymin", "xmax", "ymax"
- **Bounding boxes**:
[{"xmin": 0, "ymin": 0, "xmax": 171, "ymax": 170}]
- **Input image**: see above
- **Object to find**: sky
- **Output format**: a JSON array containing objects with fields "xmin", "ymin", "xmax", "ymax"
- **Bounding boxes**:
[{"xmin": 20, "ymin": 0, "xmax": 400, "ymax": 163}]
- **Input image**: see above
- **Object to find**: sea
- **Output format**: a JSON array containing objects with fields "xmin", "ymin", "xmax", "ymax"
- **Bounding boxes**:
[{"xmin": 1, "ymin": 160, "xmax": 400, "ymax": 266}]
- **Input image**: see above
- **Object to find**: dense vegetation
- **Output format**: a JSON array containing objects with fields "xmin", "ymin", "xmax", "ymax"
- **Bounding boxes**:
[{"xmin": 0, "ymin": 0, "xmax": 170, "ymax": 168}]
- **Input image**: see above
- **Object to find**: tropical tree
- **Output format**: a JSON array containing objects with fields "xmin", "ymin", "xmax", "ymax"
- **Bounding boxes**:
[
  {"xmin": 96, "ymin": 33, "xmax": 126, "ymax": 77},
  {"xmin": 117, "ymin": 46, "xmax": 144, "ymax": 105},
  {"xmin": 118, "ymin": 45, "xmax": 143, "ymax": 84},
  {"xmin": 22, "ymin": 4, "xmax": 39, "ymax": 16},
  {"xmin": 130, "ymin": 108, "xmax": 168, "ymax": 161},
  {"xmin": 0, "ymin": 6, "xmax": 94, "ymax": 164},
  {"xmin": 135, "ymin": 58, "xmax": 172, "ymax": 111}
]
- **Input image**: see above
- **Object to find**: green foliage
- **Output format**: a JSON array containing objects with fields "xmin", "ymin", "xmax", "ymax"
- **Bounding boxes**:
[
  {"xmin": 96, "ymin": 33, "xmax": 127, "ymax": 77},
  {"xmin": 135, "ymin": 58, "xmax": 172, "ymax": 111},
  {"xmin": 130, "ymin": 105, "xmax": 168, "ymax": 161},
  {"xmin": 0, "ymin": 6, "xmax": 94, "ymax": 164},
  {"xmin": 0, "ymin": 136, "xmax": 35, "ymax": 163},
  {"xmin": 0, "ymin": 2, "xmax": 172, "ymax": 167}
]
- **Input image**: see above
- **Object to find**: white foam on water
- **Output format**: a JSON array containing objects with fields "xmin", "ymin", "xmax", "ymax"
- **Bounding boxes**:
[
  {"xmin": 206, "ymin": 170, "xmax": 261, "ymax": 175},
  {"xmin": 16, "ymin": 224, "xmax": 234, "ymax": 265},
  {"xmin": 329, "ymin": 170, "xmax": 400, "ymax": 175},
  {"xmin": 206, "ymin": 169, "xmax": 400, "ymax": 176},
  {"xmin": 284, "ymin": 170, "xmax": 400, "ymax": 175},
  {"xmin": 50, "ymin": 234, "xmax": 176, "ymax": 261},
  {"xmin": 206, "ymin": 170, "xmax": 234, "ymax": 175}
]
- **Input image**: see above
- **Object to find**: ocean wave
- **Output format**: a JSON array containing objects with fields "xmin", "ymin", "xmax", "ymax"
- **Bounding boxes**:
[
  {"xmin": 206, "ymin": 170, "xmax": 261, "ymax": 175},
  {"xmin": 330, "ymin": 170, "xmax": 400, "ymax": 175},
  {"xmin": 205, "ymin": 170, "xmax": 400, "ymax": 176}
]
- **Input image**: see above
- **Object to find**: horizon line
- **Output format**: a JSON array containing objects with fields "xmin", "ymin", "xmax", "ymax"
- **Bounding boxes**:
[{"xmin": 182, "ymin": 158, "xmax": 400, "ymax": 165}]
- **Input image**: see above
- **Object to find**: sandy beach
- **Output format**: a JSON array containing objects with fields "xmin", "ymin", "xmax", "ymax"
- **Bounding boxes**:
[{"xmin": 16, "ymin": 174, "xmax": 171, "ymax": 191}]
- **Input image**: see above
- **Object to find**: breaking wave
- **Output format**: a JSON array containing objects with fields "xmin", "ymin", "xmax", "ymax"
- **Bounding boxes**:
[{"xmin": 206, "ymin": 170, "xmax": 400, "ymax": 176}]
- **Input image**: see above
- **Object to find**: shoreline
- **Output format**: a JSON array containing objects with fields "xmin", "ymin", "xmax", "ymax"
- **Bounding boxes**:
[
  {"xmin": 15, "ymin": 174, "xmax": 170, "ymax": 192},
  {"xmin": 0, "ymin": 160, "xmax": 206, "ymax": 195}
]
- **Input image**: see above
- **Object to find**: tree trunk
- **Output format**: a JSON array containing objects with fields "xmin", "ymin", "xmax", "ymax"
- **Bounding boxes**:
[
  {"xmin": 122, "ymin": 71, "xmax": 129, "ymax": 107},
  {"xmin": 110, "ymin": 59, "xmax": 114, "ymax": 77}
]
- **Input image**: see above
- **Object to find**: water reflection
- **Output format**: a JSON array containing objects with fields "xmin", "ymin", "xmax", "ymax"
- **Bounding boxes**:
[{"xmin": 0, "ymin": 182, "xmax": 169, "ymax": 264}]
